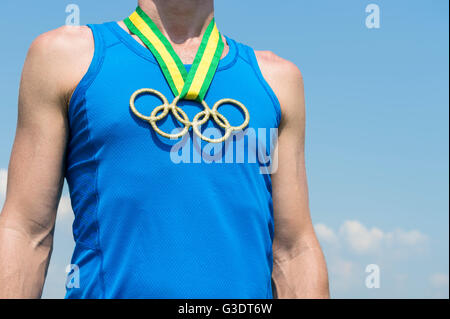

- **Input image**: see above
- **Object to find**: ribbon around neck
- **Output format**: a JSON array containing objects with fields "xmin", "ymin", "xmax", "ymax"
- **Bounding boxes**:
[{"xmin": 124, "ymin": 6, "xmax": 225, "ymax": 102}]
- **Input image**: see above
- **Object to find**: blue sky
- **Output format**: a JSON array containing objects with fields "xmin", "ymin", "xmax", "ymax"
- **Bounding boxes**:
[{"xmin": 0, "ymin": 1, "xmax": 448, "ymax": 298}]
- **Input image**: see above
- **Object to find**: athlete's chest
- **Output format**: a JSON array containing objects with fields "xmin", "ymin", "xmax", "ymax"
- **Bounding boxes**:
[{"xmin": 83, "ymin": 57, "xmax": 277, "ymax": 148}]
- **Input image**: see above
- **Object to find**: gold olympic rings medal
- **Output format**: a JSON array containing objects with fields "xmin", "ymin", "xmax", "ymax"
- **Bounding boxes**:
[{"xmin": 129, "ymin": 88, "xmax": 250, "ymax": 143}]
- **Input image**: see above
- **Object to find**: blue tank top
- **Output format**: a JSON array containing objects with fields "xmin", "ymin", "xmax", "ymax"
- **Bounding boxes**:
[{"xmin": 65, "ymin": 22, "xmax": 281, "ymax": 299}]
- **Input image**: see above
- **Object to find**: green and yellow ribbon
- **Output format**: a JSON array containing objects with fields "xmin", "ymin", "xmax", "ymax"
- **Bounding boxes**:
[{"xmin": 124, "ymin": 6, "xmax": 225, "ymax": 102}]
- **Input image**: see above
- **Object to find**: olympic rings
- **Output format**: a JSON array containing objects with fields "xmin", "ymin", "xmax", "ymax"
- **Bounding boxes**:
[{"xmin": 129, "ymin": 88, "xmax": 250, "ymax": 143}]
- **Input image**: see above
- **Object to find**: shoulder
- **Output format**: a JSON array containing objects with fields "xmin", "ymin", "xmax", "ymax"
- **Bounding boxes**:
[
  {"xmin": 254, "ymin": 51, "xmax": 303, "ymax": 87},
  {"xmin": 28, "ymin": 25, "xmax": 93, "ymax": 63},
  {"xmin": 254, "ymin": 51, "xmax": 305, "ymax": 125},
  {"xmin": 24, "ymin": 26, "xmax": 95, "ymax": 105}
]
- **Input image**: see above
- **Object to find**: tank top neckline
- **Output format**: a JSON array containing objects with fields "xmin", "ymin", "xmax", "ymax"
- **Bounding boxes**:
[{"xmin": 106, "ymin": 21, "xmax": 238, "ymax": 71}]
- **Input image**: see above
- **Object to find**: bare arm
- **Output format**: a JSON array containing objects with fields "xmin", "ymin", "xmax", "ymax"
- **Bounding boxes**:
[
  {"xmin": 257, "ymin": 51, "xmax": 329, "ymax": 299},
  {"xmin": 0, "ymin": 26, "xmax": 93, "ymax": 298}
]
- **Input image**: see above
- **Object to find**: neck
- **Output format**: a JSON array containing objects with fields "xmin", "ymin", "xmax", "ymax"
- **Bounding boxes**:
[{"xmin": 138, "ymin": 0, "xmax": 215, "ymax": 44}]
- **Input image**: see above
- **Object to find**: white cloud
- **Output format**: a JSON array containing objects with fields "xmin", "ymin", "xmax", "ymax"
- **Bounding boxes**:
[
  {"xmin": 387, "ymin": 229, "xmax": 429, "ymax": 247},
  {"xmin": 328, "ymin": 257, "xmax": 358, "ymax": 294},
  {"xmin": 0, "ymin": 169, "xmax": 7, "ymax": 197},
  {"xmin": 428, "ymin": 273, "xmax": 450, "ymax": 298},
  {"xmin": 315, "ymin": 220, "xmax": 438, "ymax": 298},
  {"xmin": 57, "ymin": 195, "xmax": 73, "ymax": 219},
  {"xmin": 334, "ymin": 258, "xmax": 355, "ymax": 278},
  {"xmin": 430, "ymin": 273, "xmax": 449, "ymax": 288},
  {"xmin": 315, "ymin": 223, "xmax": 338, "ymax": 245},
  {"xmin": 339, "ymin": 220, "xmax": 384, "ymax": 254},
  {"xmin": 316, "ymin": 220, "xmax": 429, "ymax": 256}
]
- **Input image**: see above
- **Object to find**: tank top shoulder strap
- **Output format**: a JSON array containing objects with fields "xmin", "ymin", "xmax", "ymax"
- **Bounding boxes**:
[
  {"xmin": 82, "ymin": 22, "xmax": 122, "ymax": 74},
  {"xmin": 70, "ymin": 23, "xmax": 123, "ymax": 111},
  {"xmin": 70, "ymin": 23, "xmax": 117, "ymax": 116},
  {"xmin": 90, "ymin": 22, "xmax": 123, "ymax": 48},
  {"xmin": 232, "ymin": 40, "xmax": 282, "ymax": 126}
]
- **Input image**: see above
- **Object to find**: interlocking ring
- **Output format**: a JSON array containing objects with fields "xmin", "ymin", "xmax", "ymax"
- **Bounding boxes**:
[{"xmin": 129, "ymin": 88, "xmax": 250, "ymax": 143}]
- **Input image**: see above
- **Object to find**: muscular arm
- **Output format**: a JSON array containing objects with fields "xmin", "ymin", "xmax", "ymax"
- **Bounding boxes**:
[
  {"xmin": 0, "ymin": 26, "xmax": 92, "ymax": 298},
  {"xmin": 256, "ymin": 51, "xmax": 329, "ymax": 299}
]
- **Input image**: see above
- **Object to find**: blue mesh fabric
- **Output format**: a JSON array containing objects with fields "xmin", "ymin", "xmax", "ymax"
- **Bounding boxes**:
[{"xmin": 65, "ymin": 22, "xmax": 280, "ymax": 299}]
